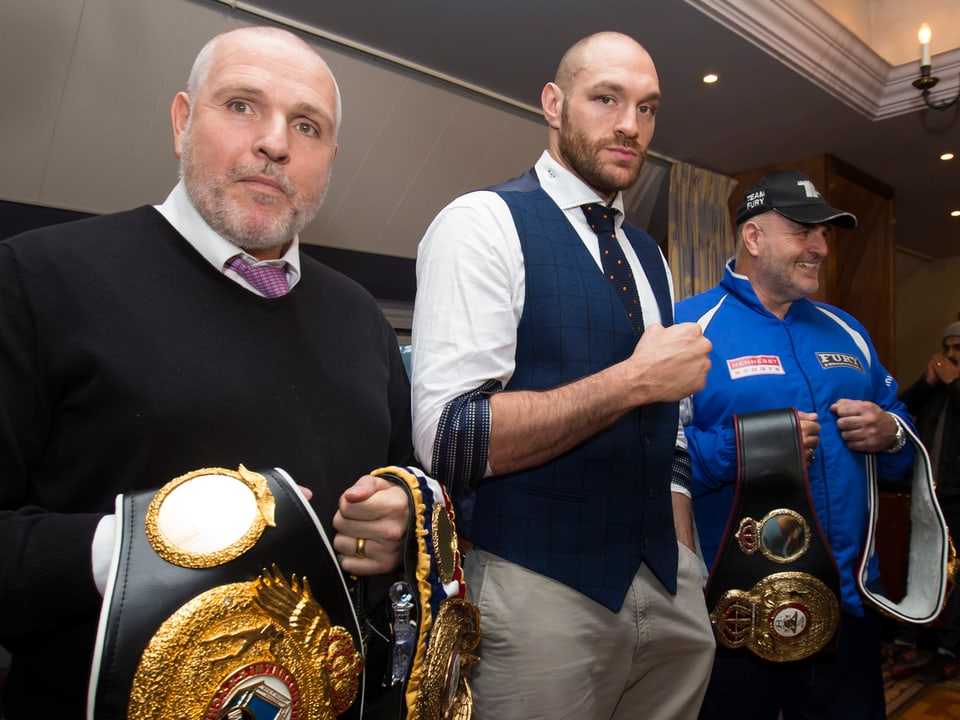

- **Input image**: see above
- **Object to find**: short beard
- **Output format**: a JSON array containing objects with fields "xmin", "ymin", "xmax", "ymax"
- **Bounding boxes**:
[
  {"xmin": 179, "ymin": 129, "xmax": 326, "ymax": 254},
  {"xmin": 558, "ymin": 105, "xmax": 646, "ymax": 196}
]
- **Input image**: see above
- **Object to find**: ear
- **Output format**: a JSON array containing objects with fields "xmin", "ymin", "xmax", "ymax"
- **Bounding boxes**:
[
  {"xmin": 170, "ymin": 91, "xmax": 191, "ymax": 159},
  {"xmin": 740, "ymin": 220, "xmax": 764, "ymax": 258},
  {"xmin": 541, "ymin": 82, "xmax": 563, "ymax": 129}
]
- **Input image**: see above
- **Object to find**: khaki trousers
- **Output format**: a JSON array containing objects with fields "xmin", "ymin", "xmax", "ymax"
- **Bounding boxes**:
[{"xmin": 464, "ymin": 545, "xmax": 715, "ymax": 720}]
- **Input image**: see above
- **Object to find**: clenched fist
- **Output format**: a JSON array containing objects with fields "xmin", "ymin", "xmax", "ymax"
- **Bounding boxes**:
[{"xmin": 624, "ymin": 323, "xmax": 712, "ymax": 405}]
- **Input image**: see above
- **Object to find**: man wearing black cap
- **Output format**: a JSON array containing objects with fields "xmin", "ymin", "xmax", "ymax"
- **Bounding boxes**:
[{"xmin": 675, "ymin": 169, "xmax": 916, "ymax": 719}]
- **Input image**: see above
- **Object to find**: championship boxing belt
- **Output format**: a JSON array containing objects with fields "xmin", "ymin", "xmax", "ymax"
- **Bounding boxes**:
[
  {"xmin": 364, "ymin": 467, "xmax": 480, "ymax": 720},
  {"xmin": 87, "ymin": 464, "xmax": 480, "ymax": 720},
  {"xmin": 706, "ymin": 409, "xmax": 842, "ymax": 663},
  {"xmin": 88, "ymin": 465, "xmax": 365, "ymax": 720},
  {"xmin": 858, "ymin": 419, "xmax": 954, "ymax": 623}
]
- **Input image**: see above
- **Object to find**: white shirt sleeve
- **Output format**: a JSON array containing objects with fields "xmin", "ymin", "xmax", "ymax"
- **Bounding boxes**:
[
  {"xmin": 92, "ymin": 514, "xmax": 115, "ymax": 596},
  {"xmin": 411, "ymin": 151, "xmax": 684, "ymax": 472},
  {"xmin": 410, "ymin": 191, "xmax": 525, "ymax": 472}
]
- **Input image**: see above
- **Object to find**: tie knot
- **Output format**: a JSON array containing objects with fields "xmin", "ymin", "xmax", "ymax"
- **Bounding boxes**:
[
  {"xmin": 226, "ymin": 255, "xmax": 290, "ymax": 298},
  {"xmin": 581, "ymin": 204, "xmax": 619, "ymax": 236}
]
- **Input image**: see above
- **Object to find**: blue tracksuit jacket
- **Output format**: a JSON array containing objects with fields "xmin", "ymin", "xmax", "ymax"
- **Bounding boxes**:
[{"xmin": 675, "ymin": 259, "xmax": 914, "ymax": 615}]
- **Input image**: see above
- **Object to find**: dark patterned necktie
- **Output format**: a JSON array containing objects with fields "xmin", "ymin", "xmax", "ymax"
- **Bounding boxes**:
[
  {"xmin": 581, "ymin": 204, "xmax": 644, "ymax": 335},
  {"xmin": 226, "ymin": 255, "xmax": 290, "ymax": 298}
]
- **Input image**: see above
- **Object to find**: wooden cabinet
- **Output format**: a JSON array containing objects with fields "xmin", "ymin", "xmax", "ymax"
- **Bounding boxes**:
[{"xmin": 730, "ymin": 154, "xmax": 897, "ymax": 375}]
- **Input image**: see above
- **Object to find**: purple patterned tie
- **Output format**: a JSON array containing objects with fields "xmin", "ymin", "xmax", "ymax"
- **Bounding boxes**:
[
  {"xmin": 581, "ymin": 204, "xmax": 644, "ymax": 335},
  {"xmin": 226, "ymin": 255, "xmax": 290, "ymax": 298}
]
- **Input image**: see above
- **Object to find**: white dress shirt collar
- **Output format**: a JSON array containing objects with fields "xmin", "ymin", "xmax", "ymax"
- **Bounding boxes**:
[
  {"xmin": 154, "ymin": 181, "xmax": 302, "ymax": 289},
  {"xmin": 533, "ymin": 150, "xmax": 627, "ymax": 219}
]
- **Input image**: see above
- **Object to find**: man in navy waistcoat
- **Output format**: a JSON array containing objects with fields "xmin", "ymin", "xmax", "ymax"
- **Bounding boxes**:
[{"xmin": 411, "ymin": 31, "xmax": 715, "ymax": 720}]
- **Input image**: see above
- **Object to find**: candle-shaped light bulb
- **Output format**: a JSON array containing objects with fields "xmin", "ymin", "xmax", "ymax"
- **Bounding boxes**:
[{"xmin": 919, "ymin": 23, "xmax": 932, "ymax": 67}]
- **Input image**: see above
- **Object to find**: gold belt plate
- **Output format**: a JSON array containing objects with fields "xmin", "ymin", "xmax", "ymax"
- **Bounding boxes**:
[
  {"xmin": 127, "ymin": 566, "xmax": 363, "ymax": 720},
  {"xmin": 710, "ymin": 571, "xmax": 840, "ymax": 662}
]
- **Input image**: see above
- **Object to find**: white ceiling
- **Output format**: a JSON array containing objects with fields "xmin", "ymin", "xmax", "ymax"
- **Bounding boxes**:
[
  {"xmin": 1, "ymin": 0, "xmax": 958, "ymax": 262},
  {"xmin": 815, "ymin": 0, "xmax": 960, "ymax": 66}
]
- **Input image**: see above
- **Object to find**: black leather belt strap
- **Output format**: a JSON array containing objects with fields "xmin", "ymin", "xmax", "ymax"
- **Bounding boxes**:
[{"xmin": 706, "ymin": 408, "xmax": 841, "ymax": 662}]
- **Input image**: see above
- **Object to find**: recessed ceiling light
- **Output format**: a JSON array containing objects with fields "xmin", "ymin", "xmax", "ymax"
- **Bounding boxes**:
[
  {"xmin": 941, "ymin": 152, "xmax": 955, "ymax": 161},
  {"xmin": 702, "ymin": 73, "xmax": 719, "ymax": 84},
  {"xmin": 951, "ymin": 210, "xmax": 960, "ymax": 217}
]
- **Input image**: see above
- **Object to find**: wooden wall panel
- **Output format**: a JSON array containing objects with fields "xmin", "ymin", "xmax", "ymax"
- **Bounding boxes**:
[{"xmin": 824, "ymin": 159, "xmax": 896, "ymax": 373}]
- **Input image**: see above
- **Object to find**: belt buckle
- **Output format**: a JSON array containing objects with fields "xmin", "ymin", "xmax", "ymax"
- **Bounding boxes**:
[{"xmin": 710, "ymin": 571, "xmax": 840, "ymax": 662}]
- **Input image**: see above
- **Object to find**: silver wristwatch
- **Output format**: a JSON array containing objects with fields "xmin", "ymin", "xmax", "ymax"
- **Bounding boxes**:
[{"xmin": 884, "ymin": 414, "xmax": 907, "ymax": 454}]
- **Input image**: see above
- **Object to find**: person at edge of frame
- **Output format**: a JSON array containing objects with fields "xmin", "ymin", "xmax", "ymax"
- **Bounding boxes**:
[{"xmin": 0, "ymin": 25, "xmax": 419, "ymax": 719}]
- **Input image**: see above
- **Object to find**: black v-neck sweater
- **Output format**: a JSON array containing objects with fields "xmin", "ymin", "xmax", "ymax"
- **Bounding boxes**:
[{"xmin": 0, "ymin": 206, "xmax": 414, "ymax": 716}]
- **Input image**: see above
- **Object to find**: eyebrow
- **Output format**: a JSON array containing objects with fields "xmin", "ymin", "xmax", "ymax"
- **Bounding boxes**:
[
  {"xmin": 586, "ymin": 81, "xmax": 661, "ymax": 103},
  {"xmin": 215, "ymin": 84, "xmax": 331, "ymax": 122},
  {"xmin": 214, "ymin": 84, "xmax": 264, "ymax": 100}
]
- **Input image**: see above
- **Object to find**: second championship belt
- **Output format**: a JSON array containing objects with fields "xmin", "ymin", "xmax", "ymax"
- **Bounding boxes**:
[
  {"xmin": 360, "ymin": 467, "xmax": 480, "ymax": 720},
  {"xmin": 706, "ymin": 408, "xmax": 841, "ymax": 662}
]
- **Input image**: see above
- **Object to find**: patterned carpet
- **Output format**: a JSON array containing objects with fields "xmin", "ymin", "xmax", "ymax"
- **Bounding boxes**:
[
  {"xmin": 0, "ymin": 646, "xmax": 955, "ymax": 717},
  {"xmin": 885, "ymin": 643, "xmax": 960, "ymax": 718}
]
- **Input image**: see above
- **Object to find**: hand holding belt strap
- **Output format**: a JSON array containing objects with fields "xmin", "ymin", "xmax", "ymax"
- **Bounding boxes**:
[
  {"xmin": 707, "ymin": 408, "xmax": 841, "ymax": 662},
  {"xmin": 363, "ymin": 466, "xmax": 480, "ymax": 720},
  {"xmin": 88, "ymin": 465, "xmax": 365, "ymax": 720},
  {"xmin": 858, "ymin": 419, "xmax": 954, "ymax": 623}
]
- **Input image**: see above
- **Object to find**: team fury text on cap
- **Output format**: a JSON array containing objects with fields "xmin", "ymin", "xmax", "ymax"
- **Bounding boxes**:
[{"xmin": 736, "ymin": 170, "xmax": 857, "ymax": 229}]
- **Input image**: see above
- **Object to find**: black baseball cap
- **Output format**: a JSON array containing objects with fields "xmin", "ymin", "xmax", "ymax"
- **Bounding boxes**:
[{"xmin": 735, "ymin": 170, "xmax": 857, "ymax": 229}]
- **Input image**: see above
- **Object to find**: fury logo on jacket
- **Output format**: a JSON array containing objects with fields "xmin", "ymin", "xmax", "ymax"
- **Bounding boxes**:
[{"xmin": 815, "ymin": 352, "xmax": 864, "ymax": 373}]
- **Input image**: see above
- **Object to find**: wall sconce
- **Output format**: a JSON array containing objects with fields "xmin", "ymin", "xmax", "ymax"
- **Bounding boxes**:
[{"xmin": 913, "ymin": 23, "xmax": 959, "ymax": 111}]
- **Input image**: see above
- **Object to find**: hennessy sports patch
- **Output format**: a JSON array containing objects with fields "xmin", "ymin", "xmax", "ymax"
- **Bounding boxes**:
[
  {"xmin": 815, "ymin": 352, "xmax": 864, "ymax": 372},
  {"xmin": 727, "ymin": 355, "xmax": 784, "ymax": 379}
]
